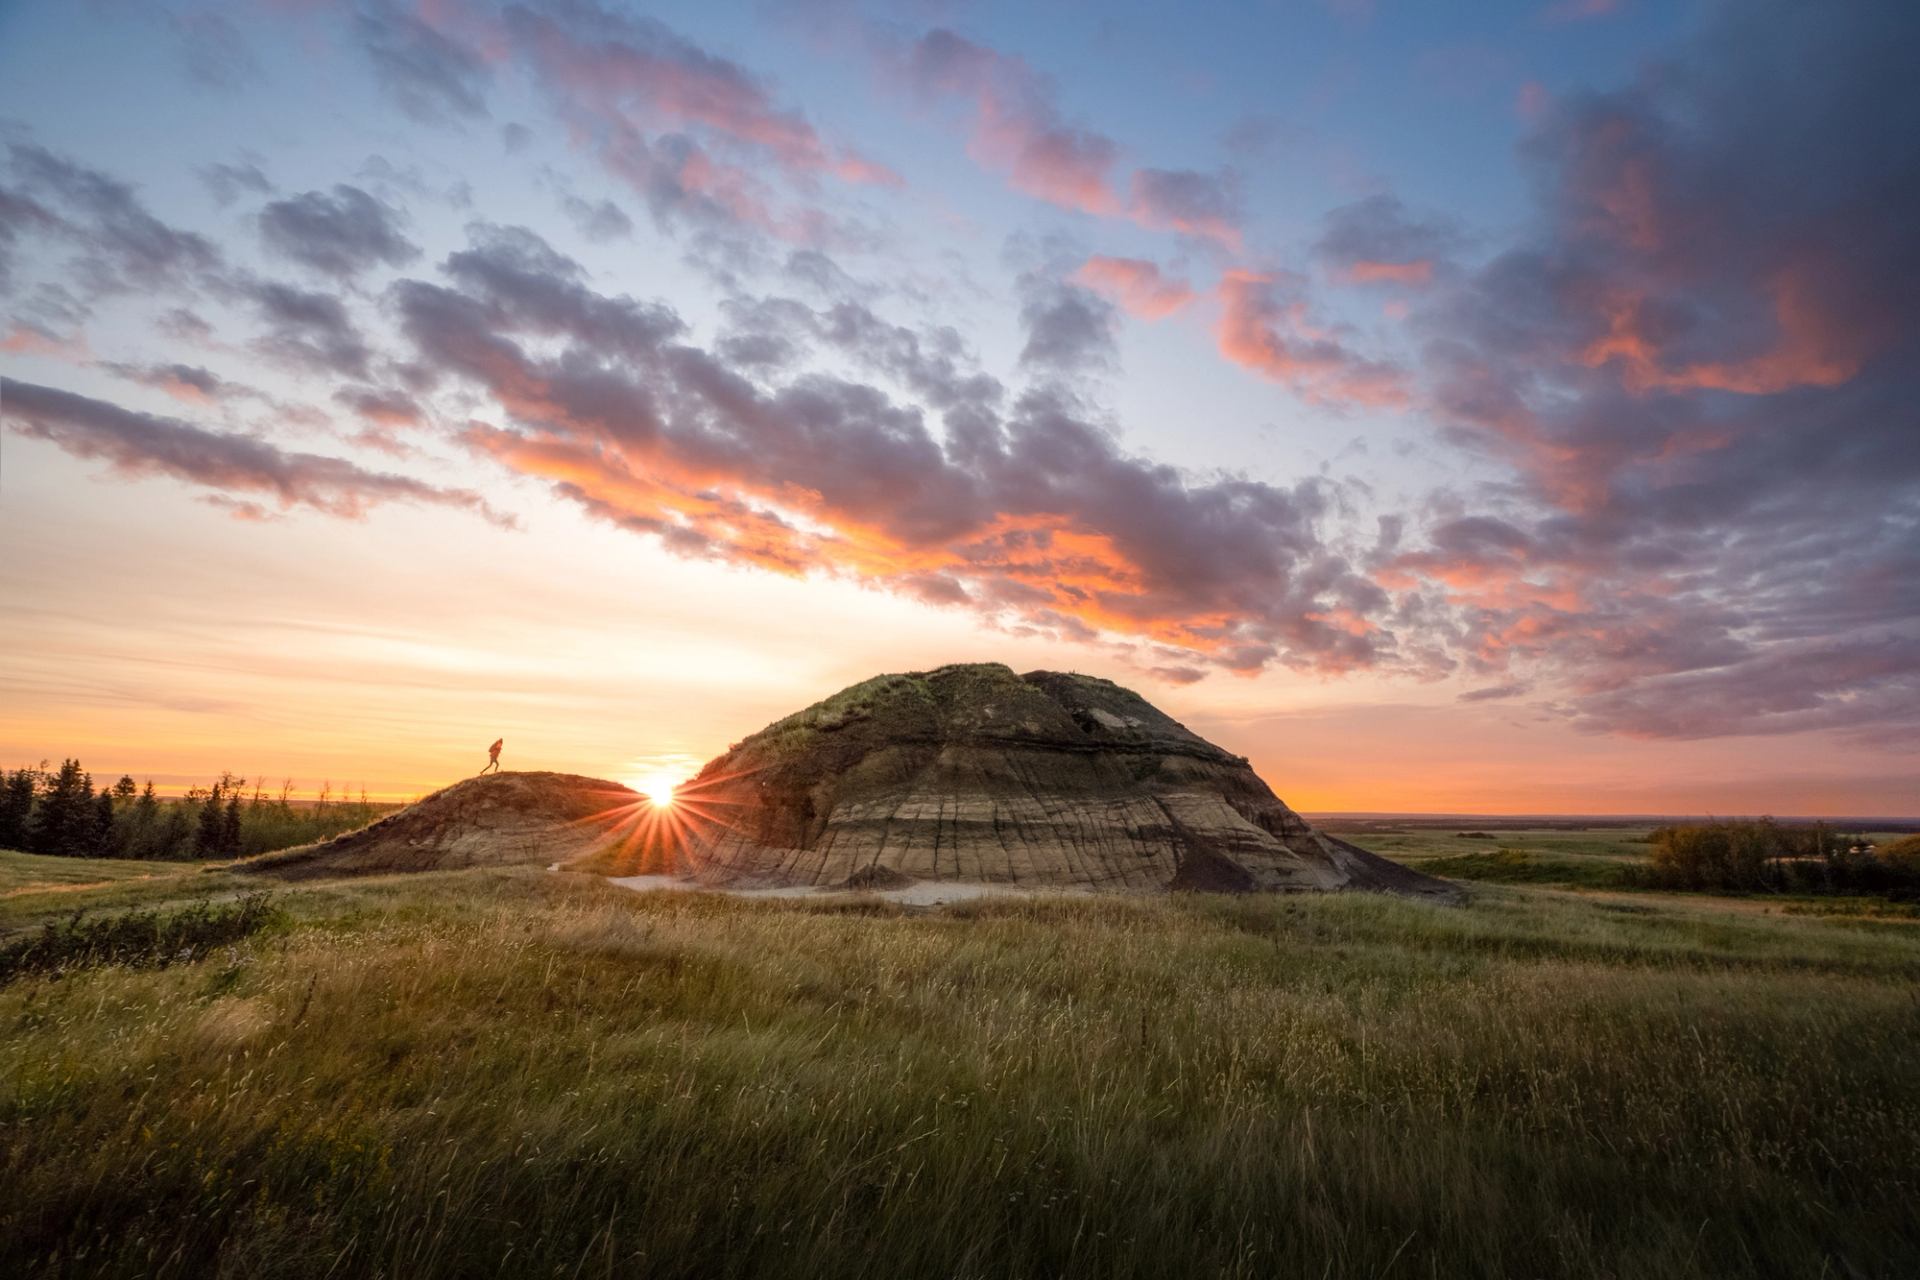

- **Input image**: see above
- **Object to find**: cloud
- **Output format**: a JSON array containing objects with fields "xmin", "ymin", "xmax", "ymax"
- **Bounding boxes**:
[
  {"xmin": 4, "ymin": 142, "xmax": 221, "ymax": 297},
  {"xmin": 502, "ymin": 0, "xmax": 898, "ymax": 188},
  {"xmin": 1570, "ymin": 636, "xmax": 1919, "ymax": 740},
  {"xmin": 0, "ymin": 322, "xmax": 88, "ymax": 360},
  {"xmin": 389, "ymin": 223, "xmax": 1399, "ymax": 675},
  {"xmin": 354, "ymin": 3, "xmax": 494, "ymax": 126},
  {"xmin": 1016, "ymin": 273, "xmax": 1116, "ymax": 375},
  {"xmin": 1317, "ymin": 195, "xmax": 1461, "ymax": 287},
  {"xmin": 258, "ymin": 184, "xmax": 419, "ymax": 280},
  {"xmin": 1073, "ymin": 255, "xmax": 1194, "ymax": 319},
  {"xmin": 1457, "ymin": 680, "xmax": 1531, "ymax": 703},
  {"xmin": 335, "ymin": 0, "xmax": 892, "ymax": 249},
  {"xmin": 0, "ymin": 377, "xmax": 512, "ymax": 526},
  {"xmin": 1215, "ymin": 270, "xmax": 1409, "ymax": 407},
  {"xmin": 171, "ymin": 11, "xmax": 260, "ymax": 91},
  {"xmin": 334, "ymin": 386, "xmax": 425, "ymax": 427},
  {"xmin": 1395, "ymin": 0, "xmax": 1920, "ymax": 739},
  {"xmin": 238, "ymin": 279, "xmax": 374, "ymax": 378},
  {"xmin": 560, "ymin": 194, "xmax": 634, "ymax": 242},
  {"xmin": 1128, "ymin": 168, "xmax": 1242, "ymax": 247},
  {"xmin": 101, "ymin": 361, "xmax": 232, "ymax": 406},
  {"xmin": 901, "ymin": 29, "xmax": 1240, "ymax": 245},
  {"xmin": 333, "ymin": 385, "xmax": 429, "ymax": 455},
  {"xmin": 905, "ymin": 29, "xmax": 1118, "ymax": 216},
  {"xmin": 198, "ymin": 160, "xmax": 273, "ymax": 207},
  {"xmin": 0, "ymin": 185, "xmax": 58, "ymax": 292}
]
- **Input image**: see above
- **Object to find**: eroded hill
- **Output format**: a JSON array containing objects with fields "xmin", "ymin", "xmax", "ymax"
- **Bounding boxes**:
[{"xmin": 668, "ymin": 663, "xmax": 1456, "ymax": 899}]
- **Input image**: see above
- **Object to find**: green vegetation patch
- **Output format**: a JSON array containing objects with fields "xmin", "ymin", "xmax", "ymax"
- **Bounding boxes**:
[
  {"xmin": 1413, "ymin": 846, "xmax": 1632, "ymax": 888},
  {"xmin": 0, "ymin": 893, "xmax": 279, "ymax": 985}
]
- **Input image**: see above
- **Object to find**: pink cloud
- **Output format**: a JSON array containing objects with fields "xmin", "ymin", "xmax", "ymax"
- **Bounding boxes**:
[
  {"xmin": 1214, "ymin": 270, "xmax": 1409, "ymax": 407},
  {"xmin": 1073, "ymin": 256, "xmax": 1195, "ymax": 319},
  {"xmin": 903, "ymin": 30, "xmax": 1239, "ymax": 245},
  {"xmin": 908, "ymin": 29, "xmax": 1119, "ymax": 215},
  {"xmin": 503, "ymin": 4, "xmax": 900, "ymax": 189},
  {"xmin": 1340, "ymin": 259, "xmax": 1435, "ymax": 286},
  {"xmin": 0, "ymin": 325, "xmax": 90, "ymax": 361}
]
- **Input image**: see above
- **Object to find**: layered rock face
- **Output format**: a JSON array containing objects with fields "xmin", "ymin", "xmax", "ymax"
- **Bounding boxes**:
[{"xmin": 675, "ymin": 664, "xmax": 1455, "ymax": 899}]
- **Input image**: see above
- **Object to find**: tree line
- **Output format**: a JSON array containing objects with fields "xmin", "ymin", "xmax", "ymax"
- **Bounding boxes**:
[
  {"xmin": 0, "ymin": 760, "xmax": 386, "ymax": 861},
  {"xmin": 1639, "ymin": 819, "xmax": 1920, "ymax": 896}
]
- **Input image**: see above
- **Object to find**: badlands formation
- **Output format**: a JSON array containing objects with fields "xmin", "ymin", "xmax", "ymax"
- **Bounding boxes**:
[
  {"xmin": 246, "ymin": 664, "xmax": 1455, "ymax": 901},
  {"xmin": 670, "ymin": 664, "xmax": 1454, "ymax": 899}
]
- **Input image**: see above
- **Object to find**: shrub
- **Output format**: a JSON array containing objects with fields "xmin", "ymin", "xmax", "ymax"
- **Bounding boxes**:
[
  {"xmin": 0, "ymin": 893, "xmax": 279, "ymax": 985},
  {"xmin": 1880, "ymin": 834, "xmax": 1920, "ymax": 867}
]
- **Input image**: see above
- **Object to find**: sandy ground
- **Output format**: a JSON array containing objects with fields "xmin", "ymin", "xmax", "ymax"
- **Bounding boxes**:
[{"xmin": 600, "ymin": 873, "xmax": 1072, "ymax": 907}]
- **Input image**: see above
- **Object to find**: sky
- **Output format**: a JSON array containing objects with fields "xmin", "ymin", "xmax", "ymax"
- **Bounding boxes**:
[{"xmin": 0, "ymin": 0, "xmax": 1915, "ymax": 815}]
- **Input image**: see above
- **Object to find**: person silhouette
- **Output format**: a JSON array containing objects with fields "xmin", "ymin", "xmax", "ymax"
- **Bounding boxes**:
[{"xmin": 483, "ymin": 738, "xmax": 502, "ymax": 774}]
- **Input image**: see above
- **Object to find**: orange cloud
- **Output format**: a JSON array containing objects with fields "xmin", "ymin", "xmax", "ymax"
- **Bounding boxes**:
[{"xmin": 1579, "ymin": 266, "xmax": 1873, "ymax": 397}]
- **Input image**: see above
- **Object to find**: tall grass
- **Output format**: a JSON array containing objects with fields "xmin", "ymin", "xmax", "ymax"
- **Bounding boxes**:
[{"xmin": 2, "ymin": 871, "xmax": 1917, "ymax": 1277}]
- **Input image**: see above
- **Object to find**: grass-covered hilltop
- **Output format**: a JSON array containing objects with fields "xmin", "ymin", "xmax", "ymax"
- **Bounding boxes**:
[{"xmin": 2, "ymin": 834, "xmax": 1919, "ymax": 1278}]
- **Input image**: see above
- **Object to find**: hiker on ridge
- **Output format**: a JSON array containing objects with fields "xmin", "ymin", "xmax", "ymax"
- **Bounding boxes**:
[{"xmin": 483, "ymin": 738, "xmax": 502, "ymax": 774}]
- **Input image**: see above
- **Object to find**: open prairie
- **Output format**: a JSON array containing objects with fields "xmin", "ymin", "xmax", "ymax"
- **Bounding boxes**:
[
  {"xmin": 5, "ymin": 3, "xmax": 1919, "ymax": 1275},
  {"xmin": 4, "ymin": 842, "xmax": 1917, "ymax": 1279}
]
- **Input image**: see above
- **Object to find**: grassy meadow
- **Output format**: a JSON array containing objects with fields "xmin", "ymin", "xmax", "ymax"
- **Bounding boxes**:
[{"xmin": 2, "ymin": 837, "xmax": 1919, "ymax": 1278}]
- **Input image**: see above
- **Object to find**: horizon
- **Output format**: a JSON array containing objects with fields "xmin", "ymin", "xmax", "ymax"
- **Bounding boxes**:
[
  {"xmin": 3, "ymin": 0, "xmax": 1916, "ymax": 817},
  {"xmin": 9, "ymin": 755, "xmax": 1917, "ymax": 827}
]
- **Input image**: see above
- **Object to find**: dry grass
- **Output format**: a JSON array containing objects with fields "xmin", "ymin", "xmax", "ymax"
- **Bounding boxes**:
[{"xmin": 2, "ymin": 867, "xmax": 1918, "ymax": 1277}]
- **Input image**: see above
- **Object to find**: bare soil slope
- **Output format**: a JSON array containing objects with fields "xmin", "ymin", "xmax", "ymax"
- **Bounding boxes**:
[
  {"xmin": 238, "ymin": 772, "xmax": 639, "ymax": 880},
  {"xmin": 672, "ymin": 663, "xmax": 1458, "ymax": 900}
]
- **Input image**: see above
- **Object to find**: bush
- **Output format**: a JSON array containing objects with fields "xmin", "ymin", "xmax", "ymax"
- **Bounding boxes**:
[
  {"xmin": 1881, "ymin": 834, "xmax": 1920, "ymax": 867},
  {"xmin": 0, "ymin": 893, "xmax": 279, "ymax": 985}
]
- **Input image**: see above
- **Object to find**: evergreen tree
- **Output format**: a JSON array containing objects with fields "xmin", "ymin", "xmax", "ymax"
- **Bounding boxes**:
[
  {"xmin": 194, "ymin": 782, "xmax": 226, "ymax": 857},
  {"xmin": 0, "ymin": 768, "xmax": 37, "ymax": 850},
  {"xmin": 221, "ymin": 789, "xmax": 244, "ymax": 857},
  {"xmin": 29, "ymin": 759, "xmax": 95, "ymax": 856},
  {"xmin": 155, "ymin": 804, "xmax": 191, "ymax": 860},
  {"xmin": 92, "ymin": 789, "xmax": 117, "ymax": 855},
  {"xmin": 113, "ymin": 775, "xmax": 137, "ymax": 800},
  {"xmin": 126, "ymin": 781, "xmax": 160, "ymax": 858}
]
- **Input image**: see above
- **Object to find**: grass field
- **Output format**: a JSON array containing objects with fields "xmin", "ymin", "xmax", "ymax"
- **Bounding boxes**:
[
  {"xmin": 0, "ymin": 850, "xmax": 245, "ymax": 932},
  {"xmin": 1321, "ymin": 824, "xmax": 1655, "ymax": 890},
  {"xmin": 2, "ymin": 843, "xmax": 1918, "ymax": 1278}
]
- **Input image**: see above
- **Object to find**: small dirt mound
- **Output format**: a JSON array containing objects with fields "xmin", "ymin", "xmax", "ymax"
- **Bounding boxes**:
[{"xmin": 237, "ymin": 771, "xmax": 640, "ymax": 880}]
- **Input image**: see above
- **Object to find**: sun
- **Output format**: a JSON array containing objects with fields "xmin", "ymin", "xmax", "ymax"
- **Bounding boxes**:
[{"xmin": 633, "ymin": 770, "xmax": 682, "ymax": 808}]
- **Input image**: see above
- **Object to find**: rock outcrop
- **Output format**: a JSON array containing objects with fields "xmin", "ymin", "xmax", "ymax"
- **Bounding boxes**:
[
  {"xmin": 670, "ymin": 664, "xmax": 1456, "ymax": 899},
  {"xmin": 238, "ymin": 771, "xmax": 639, "ymax": 879}
]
